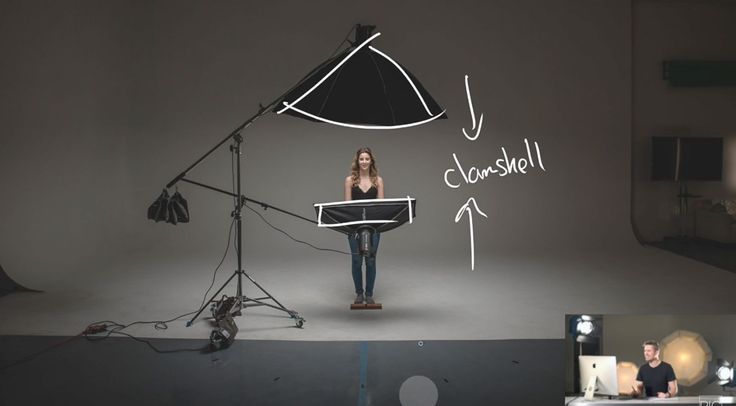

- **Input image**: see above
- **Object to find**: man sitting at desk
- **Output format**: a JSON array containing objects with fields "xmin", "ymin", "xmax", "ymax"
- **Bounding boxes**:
[{"xmin": 631, "ymin": 340, "xmax": 678, "ymax": 398}]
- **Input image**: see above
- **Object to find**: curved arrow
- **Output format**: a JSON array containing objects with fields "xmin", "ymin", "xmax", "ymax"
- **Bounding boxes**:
[{"xmin": 454, "ymin": 197, "xmax": 488, "ymax": 271}]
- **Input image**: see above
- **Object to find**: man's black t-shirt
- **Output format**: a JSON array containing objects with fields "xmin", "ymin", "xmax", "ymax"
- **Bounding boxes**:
[{"xmin": 636, "ymin": 362, "xmax": 676, "ymax": 397}]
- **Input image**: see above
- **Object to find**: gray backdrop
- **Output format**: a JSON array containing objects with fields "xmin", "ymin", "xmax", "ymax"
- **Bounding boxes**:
[{"xmin": 0, "ymin": 0, "xmax": 632, "ymax": 279}]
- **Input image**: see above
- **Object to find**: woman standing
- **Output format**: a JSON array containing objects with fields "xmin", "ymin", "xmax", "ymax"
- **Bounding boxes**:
[{"xmin": 344, "ymin": 147, "xmax": 384, "ymax": 304}]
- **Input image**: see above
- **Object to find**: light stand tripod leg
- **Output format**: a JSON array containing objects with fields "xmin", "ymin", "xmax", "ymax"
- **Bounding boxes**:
[
  {"xmin": 186, "ymin": 269, "xmax": 239, "ymax": 327},
  {"xmin": 240, "ymin": 271, "xmax": 303, "ymax": 323}
]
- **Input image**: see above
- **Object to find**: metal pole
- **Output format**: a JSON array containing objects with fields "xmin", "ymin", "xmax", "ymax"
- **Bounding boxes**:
[{"xmin": 234, "ymin": 134, "xmax": 244, "ymax": 312}]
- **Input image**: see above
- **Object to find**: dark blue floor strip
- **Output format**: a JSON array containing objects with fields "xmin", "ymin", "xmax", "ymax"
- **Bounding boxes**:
[{"xmin": 358, "ymin": 341, "xmax": 368, "ymax": 406}]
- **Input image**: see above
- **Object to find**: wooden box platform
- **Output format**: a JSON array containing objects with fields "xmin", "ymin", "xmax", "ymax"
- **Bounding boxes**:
[{"xmin": 350, "ymin": 303, "xmax": 383, "ymax": 310}]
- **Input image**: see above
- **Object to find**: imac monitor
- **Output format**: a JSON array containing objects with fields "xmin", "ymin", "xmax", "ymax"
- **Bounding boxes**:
[{"xmin": 579, "ymin": 355, "xmax": 619, "ymax": 399}]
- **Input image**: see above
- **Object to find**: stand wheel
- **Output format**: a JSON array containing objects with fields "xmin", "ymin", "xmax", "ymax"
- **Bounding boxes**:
[{"xmin": 295, "ymin": 318, "xmax": 305, "ymax": 328}]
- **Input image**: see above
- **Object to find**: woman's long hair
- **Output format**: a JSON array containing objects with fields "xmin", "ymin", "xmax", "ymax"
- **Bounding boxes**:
[{"xmin": 350, "ymin": 147, "xmax": 379, "ymax": 187}]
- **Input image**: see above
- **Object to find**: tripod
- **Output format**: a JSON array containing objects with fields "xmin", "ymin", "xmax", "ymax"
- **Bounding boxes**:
[{"xmin": 181, "ymin": 132, "xmax": 305, "ymax": 328}]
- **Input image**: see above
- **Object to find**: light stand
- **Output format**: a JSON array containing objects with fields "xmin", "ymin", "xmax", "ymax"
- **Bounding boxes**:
[
  {"xmin": 159, "ymin": 44, "xmax": 342, "ymax": 328},
  {"xmin": 178, "ymin": 129, "xmax": 305, "ymax": 328}
]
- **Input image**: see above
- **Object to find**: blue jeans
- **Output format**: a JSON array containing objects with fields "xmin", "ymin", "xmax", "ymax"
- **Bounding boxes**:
[{"xmin": 348, "ymin": 231, "xmax": 380, "ymax": 296}]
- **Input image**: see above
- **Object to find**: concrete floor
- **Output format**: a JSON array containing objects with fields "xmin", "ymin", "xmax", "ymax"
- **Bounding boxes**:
[{"xmin": 2, "ymin": 242, "xmax": 736, "ymax": 343}]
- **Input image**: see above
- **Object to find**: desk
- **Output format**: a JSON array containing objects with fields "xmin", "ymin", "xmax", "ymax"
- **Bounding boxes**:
[{"xmin": 565, "ymin": 396, "xmax": 736, "ymax": 405}]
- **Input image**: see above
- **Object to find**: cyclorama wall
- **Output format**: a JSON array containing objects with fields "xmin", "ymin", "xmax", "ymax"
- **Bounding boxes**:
[{"xmin": 0, "ymin": 0, "xmax": 633, "ymax": 282}]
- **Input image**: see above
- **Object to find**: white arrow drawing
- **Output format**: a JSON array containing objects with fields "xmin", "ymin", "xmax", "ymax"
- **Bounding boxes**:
[
  {"xmin": 461, "ymin": 74, "xmax": 483, "ymax": 141},
  {"xmin": 454, "ymin": 197, "xmax": 488, "ymax": 271}
]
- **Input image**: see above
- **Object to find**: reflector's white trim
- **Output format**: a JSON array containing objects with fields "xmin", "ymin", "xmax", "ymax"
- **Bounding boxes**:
[
  {"xmin": 314, "ymin": 197, "xmax": 415, "ymax": 208},
  {"xmin": 407, "ymin": 195, "xmax": 413, "ymax": 224},
  {"xmin": 280, "ymin": 104, "xmax": 446, "ymax": 130},
  {"xmin": 318, "ymin": 220, "xmax": 398, "ymax": 228},
  {"xmin": 276, "ymin": 32, "xmax": 382, "ymax": 115},
  {"xmin": 368, "ymin": 45, "xmax": 433, "ymax": 117}
]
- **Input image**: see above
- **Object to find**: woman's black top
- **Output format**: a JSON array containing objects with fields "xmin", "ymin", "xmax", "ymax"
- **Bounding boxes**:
[{"xmin": 351, "ymin": 185, "xmax": 377, "ymax": 200}]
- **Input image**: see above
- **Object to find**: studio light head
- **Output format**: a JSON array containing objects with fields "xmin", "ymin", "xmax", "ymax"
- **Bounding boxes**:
[
  {"xmin": 576, "ymin": 317, "xmax": 595, "ymax": 336},
  {"xmin": 716, "ymin": 359, "xmax": 735, "ymax": 387},
  {"xmin": 358, "ymin": 227, "xmax": 373, "ymax": 257},
  {"xmin": 571, "ymin": 315, "xmax": 599, "ymax": 343}
]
